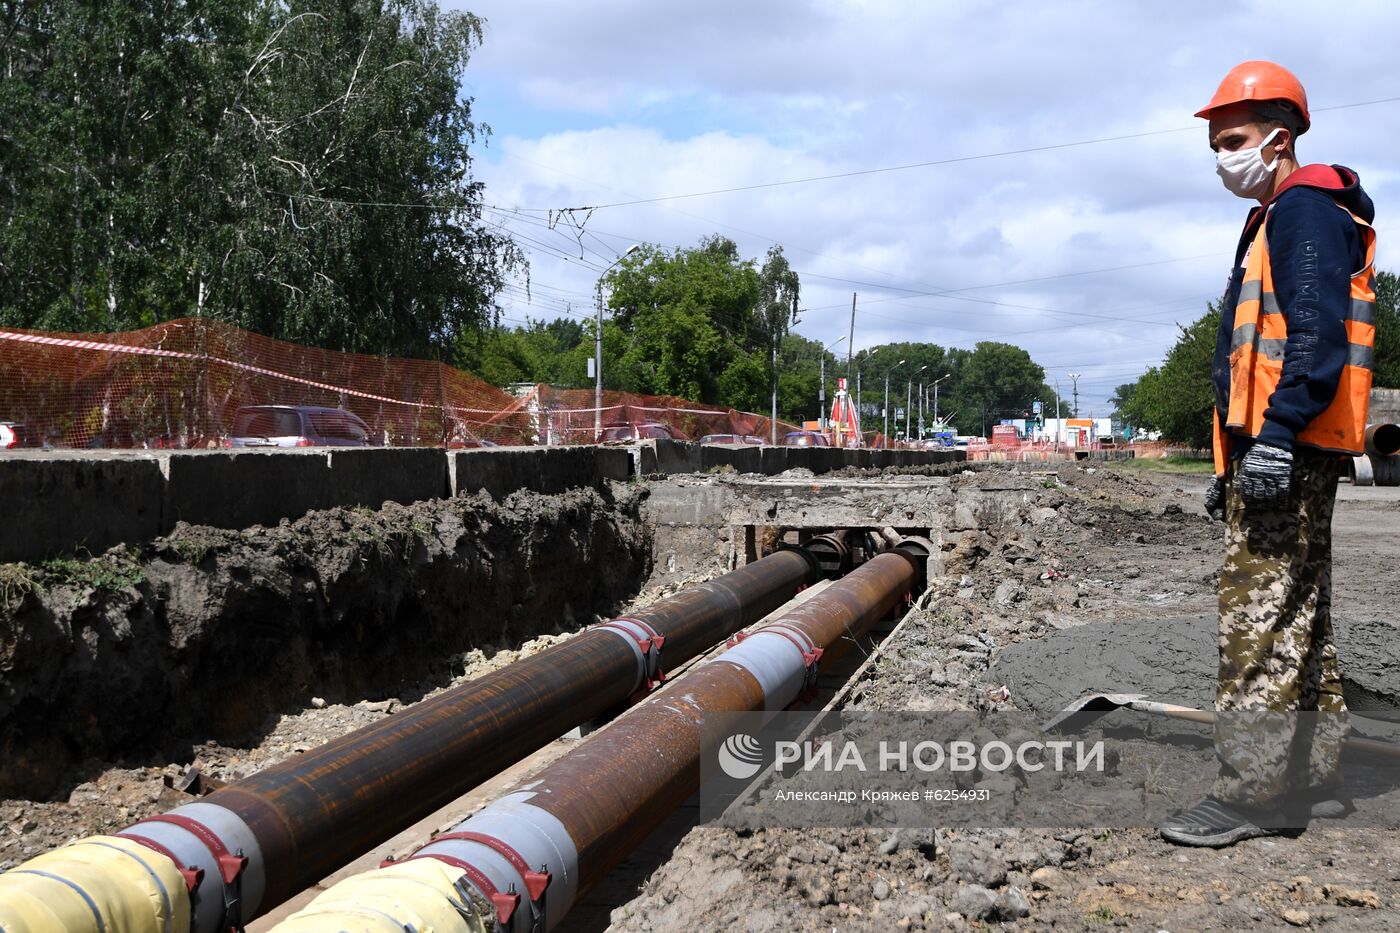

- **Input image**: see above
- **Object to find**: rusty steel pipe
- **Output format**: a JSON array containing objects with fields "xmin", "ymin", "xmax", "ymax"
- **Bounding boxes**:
[
  {"xmin": 363, "ymin": 552, "xmax": 919, "ymax": 932},
  {"xmin": 1365, "ymin": 422, "xmax": 1400, "ymax": 458},
  {"xmin": 804, "ymin": 529, "xmax": 853, "ymax": 577},
  {"xmin": 101, "ymin": 548, "xmax": 817, "ymax": 933}
]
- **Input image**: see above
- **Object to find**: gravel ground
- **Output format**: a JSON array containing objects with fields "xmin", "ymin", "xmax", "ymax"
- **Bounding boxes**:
[
  {"xmin": 602, "ymin": 464, "xmax": 1400, "ymax": 932},
  {"xmin": 4, "ymin": 464, "xmax": 1397, "ymax": 932}
]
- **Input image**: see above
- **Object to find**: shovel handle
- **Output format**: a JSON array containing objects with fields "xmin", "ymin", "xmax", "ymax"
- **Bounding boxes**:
[{"xmin": 1132, "ymin": 701, "xmax": 1400, "ymax": 760}]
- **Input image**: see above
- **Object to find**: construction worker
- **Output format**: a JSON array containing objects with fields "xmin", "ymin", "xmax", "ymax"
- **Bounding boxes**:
[{"xmin": 1159, "ymin": 61, "xmax": 1376, "ymax": 847}]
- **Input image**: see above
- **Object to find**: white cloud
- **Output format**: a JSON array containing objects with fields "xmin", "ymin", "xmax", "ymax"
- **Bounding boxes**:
[{"xmin": 454, "ymin": 0, "xmax": 1400, "ymax": 416}]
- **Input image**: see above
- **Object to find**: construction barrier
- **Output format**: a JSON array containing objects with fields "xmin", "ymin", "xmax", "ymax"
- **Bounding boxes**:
[{"xmin": 0, "ymin": 319, "xmax": 796, "ymax": 449}]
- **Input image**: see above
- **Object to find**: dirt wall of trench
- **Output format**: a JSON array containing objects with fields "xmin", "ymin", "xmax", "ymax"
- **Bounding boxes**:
[{"xmin": 0, "ymin": 484, "xmax": 650, "ymax": 799}]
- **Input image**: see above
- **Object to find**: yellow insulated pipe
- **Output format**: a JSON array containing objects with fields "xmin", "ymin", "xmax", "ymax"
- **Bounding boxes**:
[
  {"xmin": 0, "ymin": 836, "xmax": 191, "ymax": 933},
  {"xmin": 275, "ymin": 859, "xmax": 492, "ymax": 933}
]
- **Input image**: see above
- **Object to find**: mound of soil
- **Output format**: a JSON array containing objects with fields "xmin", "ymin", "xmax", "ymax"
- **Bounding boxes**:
[{"xmin": 0, "ymin": 485, "xmax": 649, "ymax": 799}]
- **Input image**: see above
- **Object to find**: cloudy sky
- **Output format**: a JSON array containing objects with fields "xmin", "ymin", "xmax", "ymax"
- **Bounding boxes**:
[{"xmin": 449, "ymin": 0, "xmax": 1396, "ymax": 417}]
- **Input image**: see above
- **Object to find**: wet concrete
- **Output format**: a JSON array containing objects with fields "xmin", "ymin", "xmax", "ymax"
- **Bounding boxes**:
[{"xmin": 991, "ymin": 614, "xmax": 1400, "ymax": 718}]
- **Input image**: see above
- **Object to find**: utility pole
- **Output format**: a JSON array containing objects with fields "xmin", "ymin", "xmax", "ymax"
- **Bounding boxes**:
[
  {"xmin": 931, "ymin": 373, "xmax": 950, "ymax": 430},
  {"xmin": 857, "ymin": 347, "xmax": 880, "ymax": 439},
  {"xmin": 918, "ymin": 379, "xmax": 925, "ymax": 439},
  {"xmin": 906, "ymin": 379, "xmax": 913, "ymax": 443},
  {"xmin": 770, "ymin": 335, "xmax": 779, "ymax": 445},
  {"xmin": 1069, "ymin": 372, "xmax": 1082, "ymax": 419},
  {"xmin": 1054, "ymin": 377, "xmax": 1064, "ymax": 450},
  {"xmin": 846, "ymin": 293, "xmax": 857, "ymax": 381},
  {"xmin": 818, "ymin": 335, "xmax": 848, "ymax": 431},
  {"xmin": 907, "ymin": 364, "xmax": 927, "ymax": 442},
  {"xmin": 884, "ymin": 359, "xmax": 906, "ymax": 443},
  {"xmin": 595, "ymin": 244, "xmax": 640, "ymax": 439}
]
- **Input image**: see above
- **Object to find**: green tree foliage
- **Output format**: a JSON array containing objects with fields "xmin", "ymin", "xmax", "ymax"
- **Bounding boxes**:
[
  {"xmin": 456, "ymin": 316, "xmax": 586, "ymax": 387},
  {"xmin": 0, "ymin": 0, "xmax": 521, "ymax": 356},
  {"xmin": 595, "ymin": 236, "xmax": 771, "ymax": 403},
  {"xmin": 847, "ymin": 340, "xmax": 1060, "ymax": 437},
  {"xmin": 1121, "ymin": 305, "xmax": 1221, "ymax": 449},
  {"xmin": 777, "ymin": 333, "xmax": 835, "ymax": 424},
  {"xmin": 1374, "ymin": 269, "xmax": 1400, "ymax": 389},
  {"xmin": 1117, "ymin": 268, "xmax": 1400, "ymax": 446},
  {"xmin": 959, "ymin": 342, "xmax": 1051, "ymax": 436}
]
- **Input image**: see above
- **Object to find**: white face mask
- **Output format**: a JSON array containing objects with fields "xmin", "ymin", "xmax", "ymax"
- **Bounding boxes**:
[{"xmin": 1215, "ymin": 128, "xmax": 1284, "ymax": 200}]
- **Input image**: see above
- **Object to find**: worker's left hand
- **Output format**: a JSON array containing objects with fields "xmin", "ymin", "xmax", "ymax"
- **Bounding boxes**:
[{"xmin": 1234, "ymin": 442, "xmax": 1293, "ymax": 509}]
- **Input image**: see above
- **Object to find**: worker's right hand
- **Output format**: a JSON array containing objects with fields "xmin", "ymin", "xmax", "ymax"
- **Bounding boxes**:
[{"xmin": 1204, "ymin": 476, "xmax": 1226, "ymax": 522}]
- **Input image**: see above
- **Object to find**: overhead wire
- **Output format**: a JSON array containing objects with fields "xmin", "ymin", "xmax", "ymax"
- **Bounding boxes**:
[{"xmin": 549, "ymin": 95, "xmax": 1400, "ymax": 210}]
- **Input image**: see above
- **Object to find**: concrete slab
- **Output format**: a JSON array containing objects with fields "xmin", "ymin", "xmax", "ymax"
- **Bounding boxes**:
[
  {"xmin": 0, "ymin": 452, "xmax": 165, "ymax": 561},
  {"xmin": 326, "ymin": 448, "xmax": 449, "ymax": 509},
  {"xmin": 451, "ymin": 446, "xmax": 614, "ymax": 497},
  {"xmin": 700, "ymin": 444, "xmax": 761, "ymax": 474},
  {"xmin": 651, "ymin": 439, "xmax": 701, "ymax": 474},
  {"xmin": 595, "ymin": 447, "xmax": 633, "ymax": 482},
  {"xmin": 163, "ymin": 449, "xmax": 333, "ymax": 530},
  {"xmin": 759, "ymin": 446, "xmax": 790, "ymax": 475}
]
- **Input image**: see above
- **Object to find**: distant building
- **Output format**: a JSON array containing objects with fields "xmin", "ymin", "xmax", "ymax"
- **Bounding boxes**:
[{"xmin": 1038, "ymin": 417, "xmax": 1113, "ymax": 447}]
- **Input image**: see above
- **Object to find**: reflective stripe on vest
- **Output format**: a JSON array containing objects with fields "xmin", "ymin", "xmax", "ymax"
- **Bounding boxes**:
[{"xmin": 1212, "ymin": 199, "xmax": 1376, "ymax": 475}]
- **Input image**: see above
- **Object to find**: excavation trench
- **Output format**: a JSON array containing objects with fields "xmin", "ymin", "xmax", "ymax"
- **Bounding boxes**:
[
  {"xmin": 0, "ymin": 484, "xmax": 652, "ymax": 802},
  {"xmin": 0, "ymin": 467, "xmax": 924, "ymax": 932}
]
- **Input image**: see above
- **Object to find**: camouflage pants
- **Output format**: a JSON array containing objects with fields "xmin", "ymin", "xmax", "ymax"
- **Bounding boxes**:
[{"xmin": 1212, "ymin": 447, "xmax": 1348, "ymax": 811}]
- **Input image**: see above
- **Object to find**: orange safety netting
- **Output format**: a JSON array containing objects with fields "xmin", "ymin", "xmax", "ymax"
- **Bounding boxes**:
[
  {"xmin": 0, "ymin": 318, "xmax": 798, "ymax": 449},
  {"xmin": 504, "ymin": 385, "xmax": 800, "ymax": 445},
  {"xmin": 0, "ymin": 318, "xmax": 531, "ymax": 448}
]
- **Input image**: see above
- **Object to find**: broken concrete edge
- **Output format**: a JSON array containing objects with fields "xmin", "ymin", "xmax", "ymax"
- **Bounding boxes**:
[
  {"xmin": 0, "ymin": 442, "xmax": 964, "ymax": 564},
  {"xmin": 639, "ymin": 439, "xmax": 967, "ymax": 478},
  {"xmin": 0, "ymin": 446, "xmax": 634, "ymax": 564}
]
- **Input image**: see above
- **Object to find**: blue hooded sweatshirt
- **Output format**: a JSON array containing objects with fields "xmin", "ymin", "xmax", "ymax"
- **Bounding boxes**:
[{"xmin": 1212, "ymin": 164, "xmax": 1376, "ymax": 454}]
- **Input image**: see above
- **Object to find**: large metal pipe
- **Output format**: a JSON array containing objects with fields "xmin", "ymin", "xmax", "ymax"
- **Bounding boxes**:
[
  {"xmin": 275, "ymin": 552, "xmax": 919, "ymax": 932},
  {"xmin": 0, "ymin": 549, "xmax": 818, "ymax": 933},
  {"xmin": 1365, "ymin": 422, "xmax": 1400, "ymax": 458}
]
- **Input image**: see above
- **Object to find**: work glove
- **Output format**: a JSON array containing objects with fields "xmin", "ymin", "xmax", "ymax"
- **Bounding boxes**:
[
  {"xmin": 1204, "ymin": 476, "xmax": 1226, "ymax": 522},
  {"xmin": 1234, "ymin": 442, "xmax": 1293, "ymax": 510}
]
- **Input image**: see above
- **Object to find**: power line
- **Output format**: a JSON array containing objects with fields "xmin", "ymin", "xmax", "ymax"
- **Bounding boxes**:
[{"xmin": 554, "ymin": 96, "xmax": 1400, "ymax": 210}]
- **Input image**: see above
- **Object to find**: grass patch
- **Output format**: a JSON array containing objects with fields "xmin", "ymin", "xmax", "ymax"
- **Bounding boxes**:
[
  {"xmin": 1107, "ymin": 455, "xmax": 1214, "ymax": 474},
  {"xmin": 1084, "ymin": 904, "xmax": 1117, "ymax": 927},
  {"xmin": 39, "ymin": 547, "xmax": 145, "ymax": 592}
]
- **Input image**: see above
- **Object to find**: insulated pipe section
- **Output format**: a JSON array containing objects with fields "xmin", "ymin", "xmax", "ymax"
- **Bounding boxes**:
[
  {"xmin": 0, "ymin": 836, "xmax": 193, "ymax": 933},
  {"xmin": 0, "ymin": 549, "xmax": 818, "ymax": 933},
  {"xmin": 804, "ymin": 529, "xmax": 853, "ymax": 577},
  {"xmin": 273, "ymin": 552, "xmax": 919, "ymax": 933},
  {"xmin": 1365, "ymin": 422, "xmax": 1400, "ymax": 458}
]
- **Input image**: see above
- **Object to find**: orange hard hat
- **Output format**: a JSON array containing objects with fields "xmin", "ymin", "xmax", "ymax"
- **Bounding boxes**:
[{"xmin": 1195, "ymin": 60, "xmax": 1310, "ymax": 134}]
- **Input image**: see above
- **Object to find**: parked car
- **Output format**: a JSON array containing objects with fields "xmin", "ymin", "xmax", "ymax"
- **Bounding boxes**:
[
  {"xmin": 230, "ymin": 405, "xmax": 376, "ymax": 447},
  {"xmin": 698, "ymin": 433, "xmax": 764, "ymax": 445},
  {"xmin": 781, "ymin": 430, "xmax": 831, "ymax": 447},
  {"xmin": 0, "ymin": 422, "xmax": 34, "ymax": 449},
  {"xmin": 599, "ymin": 421, "xmax": 675, "ymax": 443}
]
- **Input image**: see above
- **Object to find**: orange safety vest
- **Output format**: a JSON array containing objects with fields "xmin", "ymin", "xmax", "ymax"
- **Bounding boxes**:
[{"xmin": 1213, "ymin": 201, "xmax": 1377, "ymax": 475}]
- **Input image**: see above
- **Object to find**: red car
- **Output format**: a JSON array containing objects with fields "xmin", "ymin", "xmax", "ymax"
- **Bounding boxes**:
[
  {"xmin": 781, "ymin": 430, "xmax": 831, "ymax": 447},
  {"xmin": 230, "ymin": 405, "xmax": 378, "ymax": 448}
]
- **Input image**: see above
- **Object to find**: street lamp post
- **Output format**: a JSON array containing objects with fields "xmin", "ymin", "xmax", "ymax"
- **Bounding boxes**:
[
  {"xmin": 1054, "ymin": 377, "xmax": 1064, "ymax": 450},
  {"xmin": 907, "ymin": 364, "xmax": 927, "ymax": 443},
  {"xmin": 884, "ymin": 358, "xmax": 906, "ymax": 443},
  {"xmin": 918, "ymin": 381, "xmax": 925, "ymax": 438},
  {"xmin": 931, "ymin": 373, "xmax": 951, "ymax": 429},
  {"xmin": 856, "ymin": 347, "xmax": 879, "ymax": 437},
  {"xmin": 595, "ymin": 244, "xmax": 640, "ymax": 439},
  {"xmin": 818, "ymin": 335, "xmax": 848, "ymax": 430}
]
